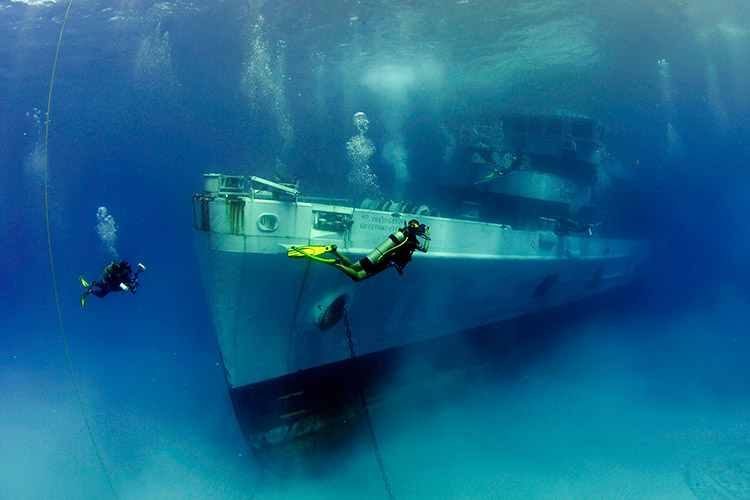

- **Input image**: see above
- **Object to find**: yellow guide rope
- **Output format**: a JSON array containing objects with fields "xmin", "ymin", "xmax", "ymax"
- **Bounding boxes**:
[{"xmin": 43, "ymin": 2, "xmax": 119, "ymax": 498}]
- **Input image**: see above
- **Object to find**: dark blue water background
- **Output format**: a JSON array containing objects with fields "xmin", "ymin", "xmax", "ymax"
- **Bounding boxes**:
[{"xmin": 2, "ymin": 1, "xmax": 749, "ymax": 498}]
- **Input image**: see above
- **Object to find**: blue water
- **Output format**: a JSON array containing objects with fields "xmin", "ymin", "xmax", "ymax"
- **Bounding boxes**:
[{"xmin": 2, "ymin": 1, "xmax": 749, "ymax": 498}]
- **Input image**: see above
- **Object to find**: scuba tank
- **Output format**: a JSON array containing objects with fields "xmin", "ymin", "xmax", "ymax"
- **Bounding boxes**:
[
  {"xmin": 362, "ymin": 230, "xmax": 407, "ymax": 267},
  {"xmin": 359, "ymin": 220, "xmax": 429, "ymax": 276}
]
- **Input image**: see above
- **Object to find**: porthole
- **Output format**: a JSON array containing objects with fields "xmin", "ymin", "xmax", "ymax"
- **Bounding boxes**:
[{"xmin": 257, "ymin": 213, "xmax": 279, "ymax": 232}]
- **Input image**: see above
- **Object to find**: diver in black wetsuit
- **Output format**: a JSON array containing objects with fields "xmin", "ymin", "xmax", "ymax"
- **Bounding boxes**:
[
  {"xmin": 474, "ymin": 147, "xmax": 530, "ymax": 185},
  {"xmin": 288, "ymin": 220, "xmax": 430, "ymax": 282},
  {"xmin": 80, "ymin": 261, "xmax": 146, "ymax": 307},
  {"xmin": 502, "ymin": 146, "xmax": 528, "ymax": 176}
]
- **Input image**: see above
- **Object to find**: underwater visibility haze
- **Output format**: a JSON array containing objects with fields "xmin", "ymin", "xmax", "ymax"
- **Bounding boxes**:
[{"xmin": 2, "ymin": 0, "xmax": 750, "ymax": 498}]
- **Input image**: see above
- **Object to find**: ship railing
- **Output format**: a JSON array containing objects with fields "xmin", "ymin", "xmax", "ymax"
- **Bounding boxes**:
[
  {"xmin": 247, "ymin": 176, "xmax": 299, "ymax": 201},
  {"xmin": 203, "ymin": 173, "xmax": 245, "ymax": 195},
  {"xmin": 300, "ymin": 196, "xmax": 352, "ymax": 206},
  {"xmin": 537, "ymin": 217, "xmax": 560, "ymax": 233},
  {"xmin": 202, "ymin": 174, "xmax": 300, "ymax": 201},
  {"xmin": 458, "ymin": 124, "xmax": 504, "ymax": 150}
]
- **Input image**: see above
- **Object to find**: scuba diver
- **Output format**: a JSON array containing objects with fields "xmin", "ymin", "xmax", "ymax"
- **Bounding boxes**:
[
  {"xmin": 501, "ymin": 146, "xmax": 529, "ymax": 176},
  {"xmin": 288, "ymin": 219, "xmax": 430, "ymax": 282},
  {"xmin": 474, "ymin": 147, "xmax": 530, "ymax": 185},
  {"xmin": 80, "ymin": 261, "xmax": 146, "ymax": 307}
]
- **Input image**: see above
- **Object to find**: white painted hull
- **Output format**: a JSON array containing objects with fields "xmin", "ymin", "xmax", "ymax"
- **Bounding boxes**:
[{"xmin": 193, "ymin": 196, "xmax": 647, "ymax": 391}]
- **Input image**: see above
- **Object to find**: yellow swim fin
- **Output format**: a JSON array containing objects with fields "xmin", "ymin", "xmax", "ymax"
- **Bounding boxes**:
[
  {"xmin": 288, "ymin": 245, "xmax": 334, "ymax": 258},
  {"xmin": 287, "ymin": 245, "xmax": 338, "ymax": 264},
  {"xmin": 79, "ymin": 276, "xmax": 90, "ymax": 287}
]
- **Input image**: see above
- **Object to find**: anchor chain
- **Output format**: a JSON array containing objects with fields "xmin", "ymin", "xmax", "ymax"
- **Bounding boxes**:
[{"xmin": 343, "ymin": 309, "xmax": 395, "ymax": 500}]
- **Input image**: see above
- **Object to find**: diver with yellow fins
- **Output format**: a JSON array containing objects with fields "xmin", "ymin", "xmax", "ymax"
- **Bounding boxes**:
[
  {"xmin": 80, "ymin": 261, "xmax": 146, "ymax": 307},
  {"xmin": 474, "ymin": 146, "xmax": 529, "ymax": 185},
  {"xmin": 288, "ymin": 219, "xmax": 429, "ymax": 282}
]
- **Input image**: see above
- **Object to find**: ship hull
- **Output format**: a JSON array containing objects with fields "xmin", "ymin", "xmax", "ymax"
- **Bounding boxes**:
[
  {"xmin": 226, "ymin": 299, "xmax": 588, "ymax": 473},
  {"xmin": 193, "ymin": 193, "xmax": 647, "ymax": 466},
  {"xmin": 194, "ymin": 222, "xmax": 644, "ymax": 385}
]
